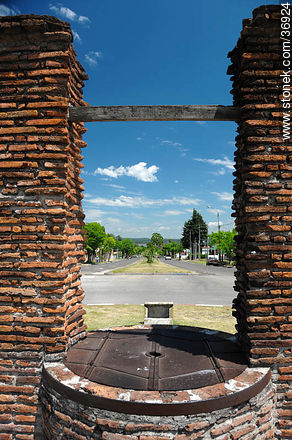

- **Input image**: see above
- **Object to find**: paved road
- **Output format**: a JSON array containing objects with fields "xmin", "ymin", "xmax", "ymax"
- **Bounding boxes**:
[
  {"xmin": 81, "ymin": 258, "xmax": 139, "ymax": 274},
  {"xmin": 159, "ymin": 257, "xmax": 235, "ymax": 277},
  {"xmin": 81, "ymin": 259, "xmax": 236, "ymax": 306}
]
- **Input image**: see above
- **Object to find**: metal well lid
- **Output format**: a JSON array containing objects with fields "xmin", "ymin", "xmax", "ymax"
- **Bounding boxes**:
[{"xmin": 65, "ymin": 327, "xmax": 247, "ymax": 391}]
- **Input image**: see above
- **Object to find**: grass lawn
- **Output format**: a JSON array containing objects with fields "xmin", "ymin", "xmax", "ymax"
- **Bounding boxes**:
[
  {"xmin": 109, "ymin": 258, "xmax": 192, "ymax": 274},
  {"xmin": 84, "ymin": 304, "xmax": 236, "ymax": 334}
]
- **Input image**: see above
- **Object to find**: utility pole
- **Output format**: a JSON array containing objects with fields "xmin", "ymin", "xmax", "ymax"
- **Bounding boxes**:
[
  {"xmin": 194, "ymin": 240, "xmax": 197, "ymax": 260},
  {"xmin": 206, "ymin": 228, "xmax": 209, "ymax": 263},
  {"xmin": 217, "ymin": 212, "xmax": 222, "ymax": 261},
  {"xmin": 217, "ymin": 211, "xmax": 221, "ymax": 232},
  {"xmin": 189, "ymin": 231, "xmax": 192, "ymax": 260},
  {"xmin": 198, "ymin": 225, "xmax": 201, "ymax": 260}
]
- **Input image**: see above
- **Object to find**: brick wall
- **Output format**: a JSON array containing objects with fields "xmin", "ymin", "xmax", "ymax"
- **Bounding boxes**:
[
  {"xmin": 229, "ymin": 5, "xmax": 292, "ymax": 438},
  {"xmin": 41, "ymin": 373, "xmax": 276, "ymax": 440},
  {"xmin": 0, "ymin": 15, "xmax": 88, "ymax": 439}
]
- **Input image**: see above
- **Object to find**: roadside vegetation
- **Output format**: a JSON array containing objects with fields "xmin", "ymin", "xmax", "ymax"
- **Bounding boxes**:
[
  {"xmin": 83, "ymin": 222, "xmax": 139, "ymax": 263},
  {"xmin": 84, "ymin": 304, "xmax": 236, "ymax": 334},
  {"xmin": 83, "ymin": 209, "xmax": 237, "ymax": 266}
]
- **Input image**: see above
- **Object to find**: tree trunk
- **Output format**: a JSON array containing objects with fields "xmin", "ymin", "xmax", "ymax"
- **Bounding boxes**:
[{"xmin": 87, "ymin": 249, "xmax": 95, "ymax": 264}]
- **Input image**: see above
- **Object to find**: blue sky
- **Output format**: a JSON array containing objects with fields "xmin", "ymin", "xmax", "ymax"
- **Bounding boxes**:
[{"xmin": 1, "ymin": 0, "xmax": 273, "ymax": 238}]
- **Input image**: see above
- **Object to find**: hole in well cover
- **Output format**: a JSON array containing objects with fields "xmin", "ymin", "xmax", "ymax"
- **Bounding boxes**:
[{"xmin": 146, "ymin": 350, "xmax": 163, "ymax": 358}]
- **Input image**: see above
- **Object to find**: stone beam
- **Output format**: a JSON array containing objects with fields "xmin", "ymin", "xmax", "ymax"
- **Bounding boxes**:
[{"xmin": 68, "ymin": 105, "xmax": 240, "ymax": 122}]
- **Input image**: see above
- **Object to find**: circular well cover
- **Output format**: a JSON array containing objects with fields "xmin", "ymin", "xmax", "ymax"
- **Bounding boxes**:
[{"xmin": 65, "ymin": 327, "xmax": 247, "ymax": 391}]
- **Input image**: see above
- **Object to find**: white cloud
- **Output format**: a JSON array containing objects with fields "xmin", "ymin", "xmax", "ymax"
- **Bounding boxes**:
[
  {"xmin": 126, "ymin": 163, "xmax": 158, "ymax": 182},
  {"xmin": 208, "ymin": 220, "xmax": 235, "ymax": 232},
  {"xmin": 72, "ymin": 30, "xmax": 81, "ymax": 43},
  {"xmin": 104, "ymin": 183, "xmax": 126, "ymax": 190},
  {"xmin": 49, "ymin": 4, "xmax": 75, "ymax": 20},
  {"xmin": 208, "ymin": 221, "xmax": 223, "ymax": 228},
  {"xmin": 173, "ymin": 197, "xmax": 200, "ymax": 206},
  {"xmin": 82, "ymin": 210, "xmax": 186, "ymax": 238},
  {"xmin": 136, "ymin": 132, "xmax": 146, "ymax": 141},
  {"xmin": 49, "ymin": 4, "xmax": 90, "ymax": 25},
  {"xmin": 157, "ymin": 226, "xmax": 171, "ymax": 231},
  {"xmin": 215, "ymin": 168, "xmax": 226, "ymax": 176},
  {"xmin": 0, "ymin": 4, "xmax": 20, "ymax": 15},
  {"xmin": 164, "ymin": 210, "xmax": 185, "ymax": 216},
  {"xmin": 158, "ymin": 138, "xmax": 188, "ymax": 157},
  {"xmin": 174, "ymin": 180, "xmax": 179, "ymax": 184},
  {"xmin": 84, "ymin": 51, "xmax": 102, "ymax": 66},
  {"xmin": 123, "ymin": 212, "xmax": 144, "ymax": 219},
  {"xmin": 161, "ymin": 139, "xmax": 182, "ymax": 147},
  {"xmin": 78, "ymin": 15, "xmax": 90, "ymax": 25},
  {"xmin": 94, "ymin": 162, "xmax": 159, "ymax": 183},
  {"xmin": 84, "ymin": 195, "xmax": 201, "ymax": 209},
  {"xmin": 83, "ymin": 208, "xmax": 106, "ymax": 221},
  {"xmin": 179, "ymin": 148, "xmax": 188, "ymax": 157},
  {"xmin": 86, "ymin": 195, "xmax": 150, "ymax": 208},
  {"xmin": 193, "ymin": 156, "xmax": 234, "ymax": 172},
  {"xmin": 212, "ymin": 192, "xmax": 233, "ymax": 201},
  {"xmin": 108, "ymin": 218, "xmax": 121, "ymax": 224},
  {"xmin": 207, "ymin": 208, "xmax": 225, "ymax": 215}
]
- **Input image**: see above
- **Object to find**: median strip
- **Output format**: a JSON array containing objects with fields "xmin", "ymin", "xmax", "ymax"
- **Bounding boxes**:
[{"xmin": 108, "ymin": 259, "xmax": 193, "ymax": 275}]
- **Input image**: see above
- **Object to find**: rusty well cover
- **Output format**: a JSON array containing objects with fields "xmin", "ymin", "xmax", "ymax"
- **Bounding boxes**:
[{"xmin": 65, "ymin": 328, "xmax": 247, "ymax": 391}]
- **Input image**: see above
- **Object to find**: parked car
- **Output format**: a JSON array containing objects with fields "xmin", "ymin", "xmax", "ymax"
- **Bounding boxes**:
[
  {"xmin": 164, "ymin": 255, "xmax": 172, "ymax": 260},
  {"xmin": 206, "ymin": 257, "xmax": 219, "ymax": 265}
]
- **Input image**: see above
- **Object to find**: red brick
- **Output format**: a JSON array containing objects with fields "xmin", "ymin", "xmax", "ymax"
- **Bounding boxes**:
[
  {"xmin": 185, "ymin": 421, "xmax": 209, "ymax": 432},
  {"xmin": 210, "ymin": 423, "xmax": 232, "ymax": 436},
  {"xmin": 102, "ymin": 434, "xmax": 138, "ymax": 440},
  {"xmin": 140, "ymin": 437, "xmax": 169, "ymax": 440},
  {"xmin": 0, "ymin": 161, "xmax": 38, "ymax": 169},
  {"xmin": 231, "ymin": 425, "xmax": 255, "ymax": 440}
]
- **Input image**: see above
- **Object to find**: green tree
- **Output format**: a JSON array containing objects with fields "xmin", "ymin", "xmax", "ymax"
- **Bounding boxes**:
[
  {"xmin": 142, "ymin": 244, "xmax": 158, "ymax": 263},
  {"xmin": 117, "ymin": 238, "xmax": 134, "ymax": 258},
  {"xmin": 208, "ymin": 229, "xmax": 237, "ymax": 263},
  {"xmin": 162, "ymin": 242, "xmax": 172, "ymax": 256},
  {"xmin": 181, "ymin": 209, "xmax": 207, "ymax": 257},
  {"xmin": 136, "ymin": 246, "xmax": 145, "ymax": 255},
  {"xmin": 102, "ymin": 235, "xmax": 116, "ymax": 262},
  {"xmin": 133, "ymin": 245, "xmax": 141, "ymax": 256},
  {"xmin": 83, "ymin": 222, "xmax": 106, "ymax": 263},
  {"xmin": 163, "ymin": 241, "xmax": 183, "ymax": 258},
  {"xmin": 171, "ymin": 241, "xmax": 183, "ymax": 258},
  {"xmin": 150, "ymin": 232, "xmax": 164, "ymax": 249}
]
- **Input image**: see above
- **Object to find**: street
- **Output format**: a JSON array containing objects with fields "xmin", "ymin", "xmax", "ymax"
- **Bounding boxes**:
[{"xmin": 81, "ymin": 259, "xmax": 236, "ymax": 306}]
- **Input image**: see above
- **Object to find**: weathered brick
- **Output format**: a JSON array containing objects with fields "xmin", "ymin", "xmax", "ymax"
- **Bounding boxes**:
[
  {"xmin": 0, "ymin": 14, "xmax": 88, "ymax": 439},
  {"xmin": 185, "ymin": 421, "xmax": 209, "ymax": 432},
  {"xmin": 210, "ymin": 422, "xmax": 232, "ymax": 436},
  {"xmin": 102, "ymin": 434, "xmax": 138, "ymax": 440}
]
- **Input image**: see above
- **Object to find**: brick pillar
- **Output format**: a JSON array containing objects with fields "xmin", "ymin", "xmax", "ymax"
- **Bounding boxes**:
[
  {"xmin": 0, "ymin": 15, "xmax": 88, "ymax": 438},
  {"xmin": 229, "ymin": 5, "xmax": 291, "ymax": 438}
]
